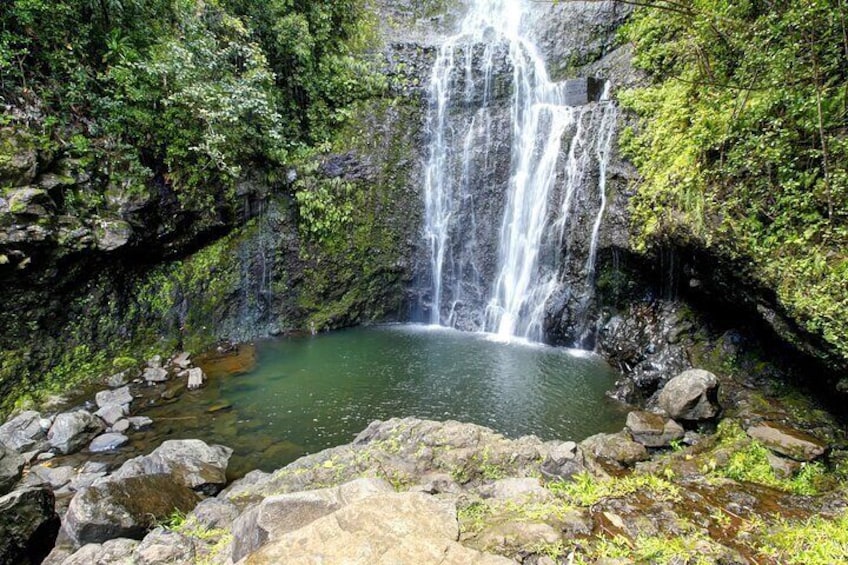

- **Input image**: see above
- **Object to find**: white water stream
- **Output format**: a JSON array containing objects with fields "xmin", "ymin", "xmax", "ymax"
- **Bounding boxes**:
[{"xmin": 422, "ymin": 0, "xmax": 617, "ymax": 344}]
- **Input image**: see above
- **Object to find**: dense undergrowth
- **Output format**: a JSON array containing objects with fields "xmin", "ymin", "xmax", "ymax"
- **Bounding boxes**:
[
  {"xmin": 619, "ymin": 0, "xmax": 848, "ymax": 361},
  {"xmin": 0, "ymin": 0, "xmax": 400, "ymax": 411},
  {"xmin": 1, "ymin": 0, "xmax": 383, "ymax": 208}
]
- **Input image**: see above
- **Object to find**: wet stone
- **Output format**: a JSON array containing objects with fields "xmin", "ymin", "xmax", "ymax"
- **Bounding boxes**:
[
  {"xmin": 581, "ymin": 431, "xmax": 649, "ymax": 467},
  {"xmin": 625, "ymin": 411, "xmax": 684, "ymax": 448},
  {"xmin": 106, "ymin": 370, "xmax": 131, "ymax": 388},
  {"xmin": 747, "ymin": 421, "xmax": 826, "ymax": 461},
  {"xmin": 89, "ymin": 433, "xmax": 129, "ymax": 453},
  {"xmin": 95, "ymin": 386, "xmax": 133, "ymax": 409},
  {"xmin": 30, "ymin": 464, "xmax": 75, "ymax": 490},
  {"xmin": 127, "ymin": 417, "xmax": 153, "ymax": 431},
  {"xmin": 111, "ymin": 419, "xmax": 131, "ymax": 434},
  {"xmin": 142, "ymin": 367, "xmax": 168, "ymax": 383},
  {"xmin": 187, "ymin": 367, "xmax": 205, "ymax": 390},
  {"xmin": 95, "ymin": 404, "xmax": 128, "ymax": 426}
]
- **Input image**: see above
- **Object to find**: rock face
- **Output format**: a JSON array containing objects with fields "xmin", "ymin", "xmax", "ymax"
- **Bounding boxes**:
[
  {"xmin": 747, "ymin": 422, "xmax": 826, "ymax": 461},
  {"xmin": 232, "ymin": 478, "xmax": 394, "ymax": 561},
  {"xmin": 132, "ymin": 528, "xmax": 195, "ymax": 565},
  {"xmin": 540, "ymin": 441, "xmax": 586, "ymax": 479},
  {"xmin": 110, "ymin": 439, "xmax": 232, "ymax": 494},
  {"xmin": 242, "ymin": 491, "xmax": 511, "ymax": 565},
  {"xmin": 58, "ymin": 538, "xmax": 139, "ymax": 565},
  {"xmin": 658, "ymin": 369, "xmax": 720, "ymax": 421},
  {"xmin": 47, "ymin": 411, "xmax": 103, "ymax": 455},
  {"xmin": 0, "ymin": 442, "xmax": 25, "ymax": 494},
  {"xmin": 0, "ymin": 411, "xmax": 47, "ymax": 452},
  {"xmin": 625, "ymin": 411, "xmax": 685, "ymax": 448},
  {"xmin": 64, "ymin": 475, "xmax": 200, "ymax": 546},
  {"xmin": 0, "ymin": 487, "xmax": 60, "ymax": 564}
]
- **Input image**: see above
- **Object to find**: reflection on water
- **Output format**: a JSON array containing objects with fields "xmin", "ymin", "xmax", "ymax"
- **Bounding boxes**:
[{"xmin": 136, "ymin": 325, "xmax": 625, "ymax": 477}]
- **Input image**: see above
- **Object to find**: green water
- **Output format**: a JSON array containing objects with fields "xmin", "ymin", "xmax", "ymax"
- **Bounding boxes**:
[{"xmin": 137, "ymin": 325, "xmax": 625, "ymax": 476}]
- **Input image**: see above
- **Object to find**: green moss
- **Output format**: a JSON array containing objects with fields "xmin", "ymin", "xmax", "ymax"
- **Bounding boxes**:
[
  {"xmin": 293, "ymin": 95, "xmax": 420, "ymax": 332},
  {"xmin": 619, "ymin": 1, "xmax": 848, "ymax": 363}
]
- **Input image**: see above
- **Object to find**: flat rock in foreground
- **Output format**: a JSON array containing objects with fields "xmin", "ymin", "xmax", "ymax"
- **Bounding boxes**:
[{"xmin": 241, "ymin": 491, "xmax": 511, "ymax": 565}]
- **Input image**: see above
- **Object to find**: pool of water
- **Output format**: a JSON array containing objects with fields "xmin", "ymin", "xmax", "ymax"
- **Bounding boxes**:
[{"xmin": 136, "ymin": 325, "xmax": 625, "ymax": 476}]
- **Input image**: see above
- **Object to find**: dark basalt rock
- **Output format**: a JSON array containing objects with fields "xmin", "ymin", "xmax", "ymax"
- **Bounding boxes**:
[
  {"xmin": 64, "ymin": 474, "xmax": 199, "ymax": 546},
  {"xmin": 0, "ymin": 487, "xmax": 60, "ymax": 565},
  {"xmin": 0, "ymin": 442, "xmax": 25, "ymax": 495}
]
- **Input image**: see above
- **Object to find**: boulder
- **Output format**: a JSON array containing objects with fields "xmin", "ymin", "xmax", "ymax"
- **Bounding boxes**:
[
  {"xmin": 111, "ymin": 419, "xmax": 131, "ymax": 434},
  {"xmin": 89, "ymin": 433, "xmax": 129, "ymax": 453},
  {"xmin": 0, "ymin": 442, "xmax": 25, "ymax": 494},
  {"xmin": 94, "ymin": 219, "xmax": 132, "ymax": 251},
  {"xmin": 474, "ymin": 521, "xmax": 561, "ymax": 558},
  {"xmin": 186, "ymin": 367, "xmax": 205, "ymax": 390},
  {"xmin": 478, "ymin": 478, "xmax": 550, "ymax": 502},
  {"xmin": 30, "ymin": 464, "xmax": 75, "ymax": 490},
  {"xmin": 95, "ymin": 386, "xmax": 133, "ymax": 409},
  {"xmin": 540, "ymin": 441, "xmax": 586, "ymax": 479},
  {"xmin": 0, "ymin": 411, "xmax": 47, "ymax": 452},
  {"xmin": 746, "ymin": 422, "xmax": 826, "ymax": 461},
  {"xmin": 192, "ymin": 498, "xmax": 239, "ymax": 530},
  {"xmin": 171, "ymin": 352, "xmax": 192, "ymax": 370},
  {"xmin": 126, "ymin": 417, "xmax": 153, "ymax": 431},
  {"xmin": 105, "ymin": 370, "xmax": 131, "ymax": 389},
  {"xmin": 110, "ymin": 439, "xmax": 232, "ymax": 494},
  {"xmin": 581, "ymin": 432, "xmax": 649, "ymax": 467},
  {"xmin": 240, "ymin": 492, "xmax": 512, "ymax": 565},
  {"xmin": 142, "ymin": 367, "xmax": 168, "ymax": 383},
  {"xmin": 6, "ymin": 187, "xmax": 51, "ymax": 217},
  {"xmin": 232, "ymin": 478, "xmax": 393, "ymax": 561},
  {"xmin": 0, "ymin": 488, "xmax": 60, "ymax": 564},
  {"xmin": 64, "ymin": 475, "xmax": 199, "ymax": 545},
  {"xmin": 657, "ymin": 369, "xmax": 720, "ymax": 421},
  {"xmin": 625, "ymin": 411, "xmax": 685, "ymax": 447},
  {"xmin": 94, "ymin": 404, "xmax": 128, "ymax": 427},
  {"xmin": 60, "ymin": 538, "xmax": 139, "ymax": 565},
  {"xmin": 47, "ymin": 411, "xmax": 103, "ymax": 455},
  {"xmin": 766, "ymin": 452, "xmax": 802, "ymax": 478},
  {"xmin": 133, "ymin": 528, "xmax": 195, "ymax": 565}
]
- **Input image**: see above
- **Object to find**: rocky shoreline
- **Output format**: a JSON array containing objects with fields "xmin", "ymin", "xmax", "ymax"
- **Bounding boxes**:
[{"xmin": 0, "ymin": 346, "xmax": 844, "ymax": 564}]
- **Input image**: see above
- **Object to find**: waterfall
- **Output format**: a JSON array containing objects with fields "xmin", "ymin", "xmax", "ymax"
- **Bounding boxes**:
[{"xmin": 421, "ymin": 0, "xmax": 617, "ymax": 345}]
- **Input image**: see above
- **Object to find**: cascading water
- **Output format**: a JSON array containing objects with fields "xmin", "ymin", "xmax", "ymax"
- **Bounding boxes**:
[{"xmin": 420, "ymin": 0, "xmax": 617, "ymax": 345}]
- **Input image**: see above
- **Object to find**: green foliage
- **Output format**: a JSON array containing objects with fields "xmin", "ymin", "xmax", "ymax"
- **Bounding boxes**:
[
  {"xmin": 757, "ymin": 510, "xmax": 848, "ymax": 565},
  {"xmin": 547, "ymin": 471, "xmax": 680, "ymax": 506},
  {"xmin": 711, "ymin": 420, "xmax": 828, "ymax": 495},
  {"xmin": 1, "ymin": 0, "xmax": 382, "ymax": 211},
  {"xmin": 295, "ymin": 175, "xmax": 355, "ymax": 244},
  {"xmin": 621, "ymin": 0, "xmax": 848, "ymax": 360},
  {"xmin": 160, "ymin": 508, "xmax": 187, "ymax": 530}
]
